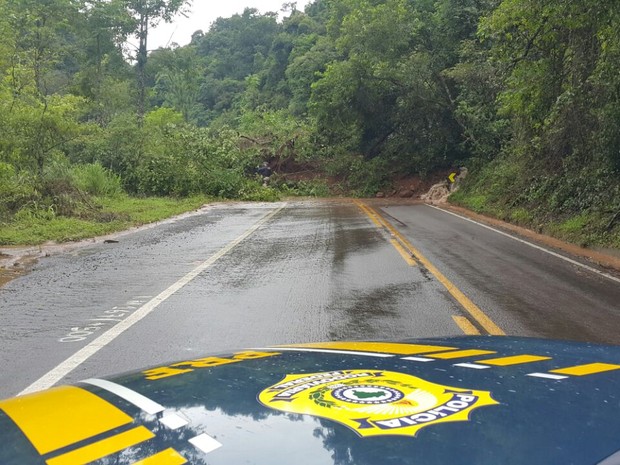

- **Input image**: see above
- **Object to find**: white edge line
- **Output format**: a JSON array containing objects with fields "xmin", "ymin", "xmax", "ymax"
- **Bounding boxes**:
[
  {"xmin": 426, "ymin": 204, "xmax": 620, "ymax": 284},
  {"xmin": 526, "ymin": 373, "xmax": 568, "ymax": 380},
  {"xmin": 18, "ymin": 204, "xmax": 286, "ymax": 396},
  {"xmin": 81, "ymin": 378, "xmax": 164, "ymax": 415},
  {"xmin": 401, "ymin": 356, "xmax": 435, "ymax": 362},
  {"xmin": 453, "ymin": 363, "xmax": 490, "ymax": 370},
  {"xmin": 256, "ymin": 347, "xmax": 395, "ymax": 358},
  {"xmin": 189, "ymin": 433, "xmax": 223, "ymax": 454}
]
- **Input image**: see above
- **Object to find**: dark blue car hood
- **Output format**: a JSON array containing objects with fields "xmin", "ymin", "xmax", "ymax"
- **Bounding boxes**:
[{"xmin": 2, "ymin": 337, "xmax": 620, "ymax": 465}]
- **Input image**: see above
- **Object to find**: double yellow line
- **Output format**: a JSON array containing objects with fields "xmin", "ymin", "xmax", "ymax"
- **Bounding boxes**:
[{"xmin": 355, "ymin": 201, "xmax": 504, "ymax": 336}]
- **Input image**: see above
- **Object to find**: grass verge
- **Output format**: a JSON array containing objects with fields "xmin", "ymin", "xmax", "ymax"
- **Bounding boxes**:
[
  {"xmin": 0, "ymin": 195, "xmax": 211, "ymax": 245},
  {"xmin": 449, "ymin": 158, "xmax": 620, "ymax": 249}
]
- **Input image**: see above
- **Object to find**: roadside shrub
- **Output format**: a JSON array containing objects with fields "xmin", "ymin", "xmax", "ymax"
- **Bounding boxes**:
[
  {"xmin": 14, "ymin": 202, "xmax": 56, "ymax": 221},
  {"xmin": 0, "ymin": 162, "xmax": 38, "ymax": 216},
  {"xmin": 325, "ymin": 153, "xmax": 390, "ymax": 196},
  {"xmin": 452, "ymin": 152, "xmax": 620, "ymax": 247},
  {"xmin": 509, "ymin": 208, "xmax": 533, "ymax": 225},
  {"xmin": 71, "ymin": 163, "xmax": 123, "ymax": 197},
  {"xmin": 555, "ymin": 213, "xmax": 591, "ymax": 235},
  {"xmin": 450, "ymin": 192, "xmax": 487, "ymax": 211},
  {"xmin": 110, "ymin": 117, "xmax": 143, "ymax": 185},
  {"xmin": 40, "ymin": 158, "xmax": 82, "ymax": 216},
  {"xmin": 238, "ymin": 180, "xmax": 281, "ymax": 201},
  {"xmin": 201, "ymin": 168, "xmax": 246, "ymax": 198},
  {"xmin": 135, "ymin": 155, "xmax": 190, "ymax": 195}
]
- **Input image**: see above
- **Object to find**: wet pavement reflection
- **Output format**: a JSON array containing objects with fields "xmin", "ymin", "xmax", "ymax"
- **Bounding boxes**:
[
  {"xmin": 4, "ymin": 199, "xmax": 617, "ymax": 398},
  {"xmin": 0, "ymin": 200, "xmax": 463, "ymax": 395},
  {"xmin": 68, "ymin": 200, "xmax": 458, "ymax": 385}
]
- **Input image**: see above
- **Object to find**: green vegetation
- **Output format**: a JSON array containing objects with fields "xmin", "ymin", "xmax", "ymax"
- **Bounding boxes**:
[
  {"xmin": 449, "ymin": 1, "xmax": 620, "ymax": 247},
  {"xmin": 0, "ymin": 196, "xmax": 209, "ymax": 245},
  {"xmin": 450, "ymin": 159, "xmax": 620, "ymax": 247},
  {"xmin": 0, "ymin": 0, "xmax": 619, "ymax": 247}
]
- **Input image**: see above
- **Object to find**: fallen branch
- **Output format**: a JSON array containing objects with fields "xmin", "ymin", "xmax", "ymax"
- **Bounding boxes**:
[
  {"xmin": 605, "ymin": 208, "xmax": 620, "ymax": 232},
  {"xmin": 239, "ymin": 135, "xmax": 270, "ymax": 146}
]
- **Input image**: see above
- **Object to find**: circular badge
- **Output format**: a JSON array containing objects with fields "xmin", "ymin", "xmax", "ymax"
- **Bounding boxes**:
[
  {"xmin": 259, "ymin": 370, "xmax": 498, "ymax": 437},
  {"xmin": 332, "ymin": 385, "xmax": 404, "ymax": 404}
]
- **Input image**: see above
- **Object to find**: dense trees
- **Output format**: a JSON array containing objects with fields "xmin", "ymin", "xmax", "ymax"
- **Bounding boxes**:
[
  {"xmin": 0, "ymin": 0, "xmax": 618, "ymax": 244},
  {"xmin": 450, "ymin": 1, "xmax": 620, "ymax": 243}
]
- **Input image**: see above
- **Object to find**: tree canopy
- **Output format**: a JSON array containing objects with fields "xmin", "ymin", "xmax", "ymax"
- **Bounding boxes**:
[{"xmin": 0, "ymin": 0, "xmax": 619, "ymax": 244}]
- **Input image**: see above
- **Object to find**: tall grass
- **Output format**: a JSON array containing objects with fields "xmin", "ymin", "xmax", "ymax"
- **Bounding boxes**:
[
  {"xmin": 0, "ymin": 196, "xmax": 211, "ymax": 245},
  {"xmin": 71, "ymin": 163, "xmax": 123, "ymax": 197}
]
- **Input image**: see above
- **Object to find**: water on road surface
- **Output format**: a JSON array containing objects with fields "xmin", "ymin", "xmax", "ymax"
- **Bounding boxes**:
[{"xmin": 0, "ymin": 200, "xmax": 618, "ymax": 397}]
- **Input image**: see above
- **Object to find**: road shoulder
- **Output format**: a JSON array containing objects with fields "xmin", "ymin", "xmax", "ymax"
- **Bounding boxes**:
[{"xmin": 433, "ymin": 202, "xmax": 620, "ymax": 273}]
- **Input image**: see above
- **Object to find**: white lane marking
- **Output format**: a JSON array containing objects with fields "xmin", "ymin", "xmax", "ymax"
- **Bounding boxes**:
[
  {"xmin": 58, "ymin": 295, "xmax": 153, "ymax": 343},
  {"xmin": 426, "ymin": 204, "xmax": 620, "ymax": 284},
  {"xmin": 189, "ymin": 433, "xmax": 223, "ymax": 454},
  {"xmin": 401, "ymin": 356, "xmax": 435, "ymax": 362},
  {"xmin": 526, "ymin": 372, "xmax": 568, "ymax": 380},
  {"xmin": 160, "ymin": 413, "xmax": 189, "ymax": 430},
  {"xmin": 19, "ymin": 205, "xmax": 286, "ymax": 396},
  {"xmin": 453, "ymin": 363, "xmax": 490, "ymax": 370},
  {"xmin": 59, "ymin": 296, "xmax": 152, "ymax": 343},
  {"xmin": 81, "ymin": 378, "xmax": 165, "ymax": 415},
  {"xmin": 256, "ymin": 347, "xmax": 395, "ymax": 358}
]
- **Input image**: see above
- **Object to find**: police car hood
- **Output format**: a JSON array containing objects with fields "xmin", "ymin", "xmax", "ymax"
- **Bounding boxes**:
[{"xmin": 2, "ymin": 336, "xmax": 620, "ymax": 465}]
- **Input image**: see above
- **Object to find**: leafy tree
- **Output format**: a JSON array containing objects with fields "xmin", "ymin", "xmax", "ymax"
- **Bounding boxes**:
[
  {"xmin": 196, "ymin": 8, "xmax": 278, "ymax": 81},
  {"xmin": 149, "ymin": 46, "xmax": 204, "ymax": 122},
  {"xmin": 123, "ymin": 0, "xmax": 190, "ymax": 119},
  {"xmin": 309, "ymin": 0, "xmax": 468, "ymax": 172},
  {"xmin": 3, "ymin": 0, "xmax": 79, "ymax": 96},
  {"xmin": 286, "ymin": 36, "xmax": 338, "ymax": 115},
  {"xmin": 0, "ymin": 0, "xmax": 89, "ymax": 175},
  {"xmin": 73, "ymin": 0, "xmax": 135, "ymax": 106}
]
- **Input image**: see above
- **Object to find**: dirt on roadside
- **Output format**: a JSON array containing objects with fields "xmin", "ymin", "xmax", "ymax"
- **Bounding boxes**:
[
  {"xmin": 380, "ymin": 171, "xmax": 454, "ymax": 199},
  {"xmin": 0, "ymin": 251, "xmax": 38, "ymax": 286}
]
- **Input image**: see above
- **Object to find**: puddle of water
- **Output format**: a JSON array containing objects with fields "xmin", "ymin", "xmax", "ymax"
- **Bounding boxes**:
[
  {"xmin": 0, "ymin": 255, "xmax": 39, "ymax": 287},
  {"xmin": 0, "ymin": 265, "xmax": 28, "ymax": 287}
]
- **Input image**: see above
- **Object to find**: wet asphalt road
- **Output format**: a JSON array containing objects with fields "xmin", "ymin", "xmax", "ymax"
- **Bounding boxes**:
[{"xmin": 0, "ymin": 200, "xmax": 619, "ymax": 398}]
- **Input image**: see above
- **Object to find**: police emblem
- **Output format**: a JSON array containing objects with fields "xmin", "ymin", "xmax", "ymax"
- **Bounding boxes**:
[{"xmin": 258, "ymin": 370, "xmax": 498, "ymax": 437}]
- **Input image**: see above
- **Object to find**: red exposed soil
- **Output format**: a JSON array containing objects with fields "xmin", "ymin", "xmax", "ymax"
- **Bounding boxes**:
[{"xmin": 275, "ymin": 162, "xmax": 453, "ymax": 199}]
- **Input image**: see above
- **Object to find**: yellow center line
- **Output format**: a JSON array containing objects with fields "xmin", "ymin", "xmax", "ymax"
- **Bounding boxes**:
[
  {"xmin": 390, "ymin": 239, "xmax": 417, "ymax": 266},
  {"xmin": 356, "ymin": 200, "xmax": 505, "ymax": 336},
  {"xmin": 355, "ymin": 201, "xmax": 418, "ymax": 266},
  {"xmin": 452, "ymin": 316, "xmax": 481, "ymax": 335},
  {"xmin": 358, "ymin": 203, "xmax": 383, "ymax": 227}
]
